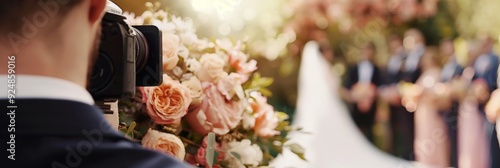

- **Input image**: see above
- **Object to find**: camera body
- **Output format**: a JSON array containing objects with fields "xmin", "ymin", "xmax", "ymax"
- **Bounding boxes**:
[{"xmin": 88, "ymin": 2, "xmax": 163, "ymax": 100}]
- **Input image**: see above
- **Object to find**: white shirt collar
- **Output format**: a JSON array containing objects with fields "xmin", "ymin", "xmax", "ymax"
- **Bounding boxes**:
[
  {"xmin": 474, "ymin": 54, "xmax": 491, "ymax": 76},
  {"xmin": 0, "ymin": 75, "xmax": 94, "ymax": 105},
  {"xmin": 358, "ymin": 60, "xmax": 374, "ymax": 83},
  {"xmin": 405, "ymin": 44, "xmax": 425, "ymax": 72}
]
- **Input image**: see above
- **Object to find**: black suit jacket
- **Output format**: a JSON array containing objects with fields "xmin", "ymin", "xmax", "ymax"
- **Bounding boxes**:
[
  {"xmin": 400, "ymin": 68, "xmax": 422, "ymax": 84},
  {"xmin": 343, "ymin": 63, "xmax": 382, "ymax": 126},
  {"xmin": 1, "ymin": 99, "xmax": 190, "ymax": 168},
  {"xmin": 343, "ymin": 63, "xmax": 383, "ymax": 89}
]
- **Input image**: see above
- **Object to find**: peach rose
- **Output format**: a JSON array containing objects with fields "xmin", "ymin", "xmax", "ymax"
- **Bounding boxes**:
[
  {"xmin": 142, "ymin": 74, "xmax": 192, "ymax": 124},
  {"xmin": 486, "ymin": 89, "xmax": 500, "ymax": 123},
  {"xmin": 182, "ymin": 76, "xmax": 204, "ymax": 105},
  {"xmin": 162, "ymin": 33, "xmax": 180, "ymax": 71},
  {"xmin": 197, "ymin": 54, "xmax": 226, "ymax": 82},
  {"xmin": 185, "ymin": 82, "xmax": 244, "ymax": 135},
  {"xmin": 142, "ymin": 129, "xmax": 185, "ymax": 160},
  {"xmin": 249, "ymin": 92, "xmax": 280, "ymax": 137}
]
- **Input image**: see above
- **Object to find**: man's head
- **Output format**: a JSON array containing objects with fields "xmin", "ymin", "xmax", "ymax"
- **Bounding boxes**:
[
  {"xmin": 0, "ymin": 0, "xmax": 107, "ymax": 87},
  {"xmin": 479, "ymin": 34, "xmax": 495, "ymax": 54},
  {"xmin": 467, "ymin": 39, "xmax": 483, "ymax": 66},
  {"xmin": 388, "ymin": 34, "xmax": 403, "ymax": 55},
  {"xmin": 361, "ymin": 42, "xmax": 376, "ymax": 62},
  {"xmin": 440, "ymin": 38, "xmax": 455, "ymax": 62},
  {"xmin": 403, "ymin": 28, "xmax": 425, "ymax": 51}
]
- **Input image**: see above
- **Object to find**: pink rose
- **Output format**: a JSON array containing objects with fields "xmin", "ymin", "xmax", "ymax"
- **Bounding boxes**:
[
  {"xmin": 217, "ymin": 73, "xmax": 246, "ymax": 101},
  {"xmin": 141, "ymin": 74, "xmax": 192, "ymax": 125},
  {"xmin": 249, "ymin": 92, "xmax": 280, "ymax": 137},
  {"xmin": 142, "ymin": 129, "xmax": 185, "ymax": 160},
  {"xmin": 162, "ymin": 33, "xmax": 180, "ymax": 71},
  {"xmin": 185, "ymin": 82, "xmax": 244, "ymax": 135}
]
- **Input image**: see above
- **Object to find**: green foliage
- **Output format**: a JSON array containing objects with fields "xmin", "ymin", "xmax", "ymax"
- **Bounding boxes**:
[
  {"xmin": 244, "ymin": 73, "xmax": 274, "ymax": 97},
  {"xmin": 125, "ymin": 121, "xmax": 137, "ymax": 139},
  {"xmin": 287, "ymin": 143, "xmax": 307, "ymax": 161}
]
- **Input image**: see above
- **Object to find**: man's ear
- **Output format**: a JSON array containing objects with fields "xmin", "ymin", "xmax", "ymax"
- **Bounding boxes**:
[{"xmin": 88, "ymin": 0, "xmax": 107, "ymax": 24}]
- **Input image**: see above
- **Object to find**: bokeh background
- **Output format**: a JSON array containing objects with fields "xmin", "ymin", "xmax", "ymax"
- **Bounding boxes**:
[{"xmin": 113, "ymin": 0, "xmax": 500, "ymax": 151}]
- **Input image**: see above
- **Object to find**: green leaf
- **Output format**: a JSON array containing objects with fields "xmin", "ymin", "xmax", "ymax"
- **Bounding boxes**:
[
  {"xmin": 125, "ymin": 122, "xmax": 137, "ymax": 139},
  {"xmin": 230, "ymin": 151, "xmax": 241, "ymax": 160},
  {"xmin": 206, "ymin": 133, "xmax": 216, "ymax": 168},
  {"xmin": 275, "ymin": 121, "xmax": 290, "ymax": 132},
  {"xmin": 258, "ymin": 88, "xmax": 273, "ymax": 97},
  {"xmin": 281, "ymin": 137, "xmax": 290, "ymax": 144},
  {"xmin": 275, "ymin": 112, "xmax": 289, "ymax": 122},
  {"xmin": 272, "ymin": 143, "xmax": 283, "ymax": 153},
  {"xmin": 256, "ymin": 77, "xmax": 274, "ymax": 88},
  {"xmin": 213, "ymin": 151, "xmax": 219, "ymax": 165},
  {"xmin": 287, "ymin": 143, "xmax": 307, "ymax": 161}
]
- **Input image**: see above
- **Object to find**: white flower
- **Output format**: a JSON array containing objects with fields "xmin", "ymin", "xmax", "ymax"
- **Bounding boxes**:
[
  {"xmin": 171, "ymin": 16, "xmax": 194, "ymax": 34},
  {"xmin": 216, "ymin": 38, "xmax": 234, "ymax": 51},
  {"xmin": 242, "ymin": 112, "xmax": 256, "ymax": 130},
  {"xmin": 180, "ymin": 32, "xmax": 198, "ymax": 46},
  {"xmin": 197, "ymin": 54, "xmax": 226, "ymax": 82},
  {"xmin": 172, "ymin": 66, "xmax": 183, "ymax": 77},
  {"xmin": 185, "ymin": 58, "xmax": 201, "ymax": 73},
  {"xmin": 223, "ymin": 139, "xmax": 263, "ymax": 168},
  {"xmin": 141, "ymin": 11, "xmax": 154, "ymax": 24},
  {"xmin": 123, "ymin": 12, "xmax": 144, "ymax": 25},
  {"xmin": 181, "ymin": 73, "xmax": 194, "ymax": 82},
  {"xmin": 181, "ymin": 76, "xmax": 204, "ymax": 105},
  {"xmin": 194, "ymin": 39, "xmax": 215, "ymax": 51},
  {"xmin": 178, "ymin": 45, "xmax": 190, "ymax": 59},
  {"xmin": 161, "ymin": 33, "xmax": 180, "ymax": 71}
]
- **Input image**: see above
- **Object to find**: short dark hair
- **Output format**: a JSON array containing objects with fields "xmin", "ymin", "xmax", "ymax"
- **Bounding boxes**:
[
  {"xmin": 0, "ymin": 0, "xmax": 84, "ymax": 34},
  {"xmin": 364, "ymin": 41, "xmax": 376, "ymax": 52}
]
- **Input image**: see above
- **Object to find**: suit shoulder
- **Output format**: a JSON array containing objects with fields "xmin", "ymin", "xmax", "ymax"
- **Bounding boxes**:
[
  {"xmin": 100, "ymin": 148, "xmax": 190, "ymax": 168},
  {"xmin": 71, "ymin": 147, "xmax": 190, "ymax": 168}
]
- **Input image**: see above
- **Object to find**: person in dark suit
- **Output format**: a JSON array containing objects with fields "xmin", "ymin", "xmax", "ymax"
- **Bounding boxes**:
[
  {"xmin": 392, "ymin": 29, "xmax": 425, "ymax": 160},
  {"xmin": 343, "ymin": 42, "xmax": 382, "ymax": 142},
  {"xmin": 438, "ymin": 38, "xmax": 464, "ymax": 167},
  {"xmin": 474, "ymin": 36, "xmax": 500, "ymax": 168},
  {"xmin": 380, "ymin": 34, "xmax": 415, "ymax": 160},
  {"xmin": 0, "ymin": 1, "xmax": 189, "ymax": 167}
]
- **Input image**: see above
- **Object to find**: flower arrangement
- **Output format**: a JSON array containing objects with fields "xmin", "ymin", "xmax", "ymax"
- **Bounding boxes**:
[{"xmin": 119, "ymin": 3, "xmax": 305, "ymax": 168}]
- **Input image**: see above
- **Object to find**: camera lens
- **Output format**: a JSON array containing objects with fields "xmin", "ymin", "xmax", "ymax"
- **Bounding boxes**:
[
  {"xmin": 133, "ymin": 28, "xmax": 149, "ymax": 72},
  {"xmin": 88, "ymin": 52, "xmax": 114, "ymax": 93}
]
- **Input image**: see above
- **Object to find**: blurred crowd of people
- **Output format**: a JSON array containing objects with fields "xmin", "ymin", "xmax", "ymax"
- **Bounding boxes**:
[{"xmin": 340, "ymin": 29, "xmax": 500, "ymax": 168}]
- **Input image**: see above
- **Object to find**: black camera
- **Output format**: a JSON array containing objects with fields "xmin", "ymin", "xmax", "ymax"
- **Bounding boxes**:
[{"xmin": 88, "ymin": 8, "xmax": 163, "ymax": 100}]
